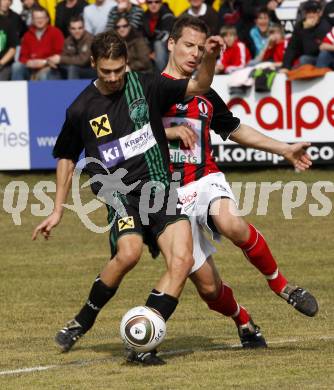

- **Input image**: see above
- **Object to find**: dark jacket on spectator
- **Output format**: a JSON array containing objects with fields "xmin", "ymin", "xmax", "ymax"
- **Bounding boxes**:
[
  {"xmin": 0, "ymin": 15, "xmax": 17, "ymax": 62},
  {"xmin": 106, "ymin": 4, "xmax": 144, "ymax": 32},
  {"xmin": 143, "ymin": 3, "xmax": 174, "ymax": 44},
  {"xmin": 3, "ymin": 9, "xmax": 27, "ymax": 39},
  {"xmin": 283, "ymin": 19, "xmax": 331, "ymax": 69},
  {"xmin": 60, "ymin": 30, "xmax": 93, "ymax": 66},
  {"xmin": 323, "ymin": 1, "xmax": 334, "ymax": 26},
  {"xmin": 182, "ymin": 4, "xmax": 219, "ymax": 35},
  {"xmin": 55, "ymin": 0, "xmax": 88, "ymax": 37},
  {"xmin": 19, "ymin": 25, "xmax": 64, "ymax": 63}
]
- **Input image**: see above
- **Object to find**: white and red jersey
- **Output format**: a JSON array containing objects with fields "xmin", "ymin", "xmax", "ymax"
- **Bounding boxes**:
[
  {"xmin": 262, "ymin": 38, "xmax": 289, "ymax": 63},
  {"xmin": 218, "ymin": 40, "xmax": 251, "ymax": 74},
  {"xmin": 162, "ymin": 72, "xmax": 240, "ymax": 186},
  {"xmin": 323, "ymin": 27, "xmax": 334, "ymax": 45}
]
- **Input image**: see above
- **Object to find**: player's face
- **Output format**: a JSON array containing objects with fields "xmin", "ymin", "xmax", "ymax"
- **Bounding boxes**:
[
  {"xmin": 168, "ymin": 27, "xmax": 206, "ymax": 76},
  {"xmin": 92, "ymin": 56, "xmax": 127, "ymax": 93}
]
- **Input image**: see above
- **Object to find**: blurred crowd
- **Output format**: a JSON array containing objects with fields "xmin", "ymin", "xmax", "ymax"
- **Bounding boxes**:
[{"xmin": 1, "ymin": 0, "xmax": 334, "ymax": 81}]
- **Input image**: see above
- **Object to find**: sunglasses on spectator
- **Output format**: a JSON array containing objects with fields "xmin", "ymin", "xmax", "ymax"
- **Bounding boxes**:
[
  {"xmin": 115, "ymin": 24, "xmax": 130, "ymax": 29},
  {"xmin": 147, "ymin": 1, "xmax": 162, "ymax": 4}
]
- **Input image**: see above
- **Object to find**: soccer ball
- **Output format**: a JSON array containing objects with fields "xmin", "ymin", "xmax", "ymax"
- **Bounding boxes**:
[{"xmin": 120, "ymin": 306, "xmax": 166, "ymax": 353}]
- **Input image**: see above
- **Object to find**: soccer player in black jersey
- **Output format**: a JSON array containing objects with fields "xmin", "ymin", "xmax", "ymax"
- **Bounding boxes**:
[
  {"xmin": 162, "ymin": 16, "xmax": 318, "ymax": 342},
  {"xmin": 32, "ymin": 29, "xmax": 224, "ymax": 365}
]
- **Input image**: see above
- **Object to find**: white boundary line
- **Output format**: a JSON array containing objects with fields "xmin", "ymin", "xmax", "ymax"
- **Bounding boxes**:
[{"xmin": 1, "ymin": 335, "xmax": 333, "ymax": 377}]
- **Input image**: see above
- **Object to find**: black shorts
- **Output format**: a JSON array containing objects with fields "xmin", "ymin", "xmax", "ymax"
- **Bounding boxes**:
[{"xmin": 106, "ymin": 188, "xmax": 188, "ymax": 258}]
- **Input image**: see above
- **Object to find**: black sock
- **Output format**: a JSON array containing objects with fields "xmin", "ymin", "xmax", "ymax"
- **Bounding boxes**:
[
  {"xmin": 145, "ymin": 289, "xmax": 178, "ymax": 322},
  {"xmin": 75, "ymin": 276, "xmax": 118, "ymax": 332}
]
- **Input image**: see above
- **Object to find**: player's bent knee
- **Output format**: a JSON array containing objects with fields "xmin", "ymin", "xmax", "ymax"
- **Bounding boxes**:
[
  {"xmin": 169, "ymin": 254, "xmax": 194, "ymax": 276},
  {"xmin": 116, "ymin": 241, "xmax": 142, "ymax": 272},
  {"xmin": 197, "ymin": 283, "xmax": 220, "ymax": 301},
  {"xmin": 219, "ymin": 216, "xmax": 249, "ymax": 242}
]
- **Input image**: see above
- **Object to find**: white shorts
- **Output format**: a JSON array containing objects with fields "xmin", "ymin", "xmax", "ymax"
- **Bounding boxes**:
[{"xmin": 177, "ymin": 172, "xmax": 236, "ymax": 274}]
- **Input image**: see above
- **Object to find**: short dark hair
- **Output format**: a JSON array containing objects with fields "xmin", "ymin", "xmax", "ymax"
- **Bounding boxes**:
[
  {"xmin": 303, "ymin": 0, "xmax": 322, "ymax": 13},
  {"xmin": 169, "ymin": 15, "xmax": 209, "ymax": 42},
  {"xmin": 32, "ymin": 5, "xmax": 50, "ymax": 20},
  {"xmin": 255, "ymin": 6, "xmax": 270, "ymax": 18},
  {"xmin": 91, "ymin": 31, "xmax": 127, "ymax": 61},
  {"xmin": 68, "ymin": 15, "xmax": 84, "ymax": 27}
]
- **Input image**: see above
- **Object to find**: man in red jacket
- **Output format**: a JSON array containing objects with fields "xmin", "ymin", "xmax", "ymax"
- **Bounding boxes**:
[{"xmin": 11, "ymin": 6, "xmax": 64, "ymax": 80}]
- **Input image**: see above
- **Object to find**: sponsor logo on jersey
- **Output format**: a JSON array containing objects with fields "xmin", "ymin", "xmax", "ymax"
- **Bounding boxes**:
[
  {"xmin": 98, "ymin": 124, "xmax": 157, "ymax": 168},
  {"xmin": 176, "ymin": 103, "xmax": 188, "ymax": 111},
  {"xmin": 198, "ymin": 101, "xmax": 208, "ymax": 117},
  {"xmin": 99, "ymin": 139, "xmax": 124, "ymax": 167},
  {"xmin": 163, "ymin": 117, "xmax": 202, "ymax": 164},
  {"xmin": 118, "ymin": 216, "xmax": 135, "ymax": 231},
  {"xmin": 89, "ymin": 114, "xmax": 112, "ymax": 138},
  {"xmin": 129, "ymin": 98, "xmax": 149, "ymax": 126},
  {"xmin": 179, "ymin": 191, "xmax": 197, "ymax": 205}
]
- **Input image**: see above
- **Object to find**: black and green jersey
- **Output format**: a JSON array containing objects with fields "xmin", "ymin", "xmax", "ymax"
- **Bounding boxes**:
[{"xmin": 53, "ymin": 71, "xmax": 188, "ymax": 193}]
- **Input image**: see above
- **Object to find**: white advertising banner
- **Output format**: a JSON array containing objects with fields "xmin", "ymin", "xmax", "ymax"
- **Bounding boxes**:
[
  {"xmin": 211, "ymin": 73, "xmax": 334, "ymax": 166},
  {"xmin": 0, "ymin": 82, "xmax": 30, "ymax": 170}
]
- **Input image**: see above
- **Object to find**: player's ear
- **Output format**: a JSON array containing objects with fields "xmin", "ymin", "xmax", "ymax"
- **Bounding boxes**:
[
  {"xmin": 91, "ymin": 56, "xmax": 96, "ymax": 68},
  {"xmin": 167, "ymin": 37, "xmax": 175, "ymax": 52}
]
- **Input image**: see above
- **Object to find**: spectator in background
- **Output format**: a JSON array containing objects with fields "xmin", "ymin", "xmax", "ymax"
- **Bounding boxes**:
[
  {"xmin": 0, "ymin": 0, "xmax": 26, "ymax": 39},
  {"xmin": 20, "ymin": 0, "xmax": 39, "ymax": 28},
  {"xmin": 249, "ymin": 7, "xmax": 270, "ymax": 56},
  {"xmin": 182, "ymin": 0, "xmax": 219, "ymax": 35},
  {"xmin": 282, "ymin": 1, "xmax": 331, "ymax": 71},
  {"xmin": 55, "ymin": 0, "xmax": 88, "ymax": 37},
  {"xmin": 296, "ymin": 0, "xmax": 326, "ymax": 24},
  {"xmin": 114, "ymin": 15, "xmax": 153, "ymax": 72},
  {"xmin": 106, "ymin": 0, "xmax": 144, "ymax": 32},
  {"xmin": 47, "ymin": 15, "xmax": 95, "ymax": 79},
  {"xmin": 256, "ymin": 23, "xmax": 287, "ymax": 66},
  {"xmin": 265, "ymin": 0, "xmax": 283, "ymax": 24},
  {"xmin": 83, "ymin": 0, "xmax": 115, "ymax": 35},
  {"xmin": 0, "ymin": 8, "xmax": 17, "ymax": 80},
  {"xmin": 143, "ymin": 0, "xmax": 174, "ymax": 71},
  {"xmin": 317, "ymin": 27, "xmax": 334, "ymax": 68},
  {"xmin": 11, "ymin": 7, "xmax": 64, "ymax": 80},
  {"xmin": 216, "ymin": 25, "xmax": 251, "ymax": 74},
  {"xmin": 223, "ymin": 1, "xmax": 281, "ymax": 48},
  {"xmin": 323, "ymin": 0, "xmax": 334, "ymax": 26},
  {"xmin": 218, "ymin": 0, "xmax": 242, "ymax": 29}
]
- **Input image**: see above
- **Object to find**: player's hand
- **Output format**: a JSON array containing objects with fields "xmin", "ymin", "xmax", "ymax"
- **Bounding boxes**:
[
  {"xmin": 281, "ymin": 142, "xmax": 312, "ymax": 171},
  {"xmin": 205, "ymin": 36, "xmax": 225, "ymax": 58},
  {"xmin": 32, "ymin": 211, "xmax": 62, "ymax": 241},
  {"xmin": 165, "ymin": 125, "xmax": 197, "ymax": 149}
]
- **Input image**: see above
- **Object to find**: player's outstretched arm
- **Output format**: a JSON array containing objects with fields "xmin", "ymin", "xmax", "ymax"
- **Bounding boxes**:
[
  {"xmin": 32, "ymin": 158, "xmax": 75, "ymax": 240},
  {"xmin": 230, "ymin": 123, "xmax": 312, "ymax": 171},
  {"xmin": 186, "ymin": 36, "xmax": 225, "ymax": 97}
]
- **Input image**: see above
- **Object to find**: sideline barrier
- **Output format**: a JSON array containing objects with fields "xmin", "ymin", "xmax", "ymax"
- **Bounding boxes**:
[{"xmin": 0, "ymin": 74, "xmax": 333, "ymax": 170}]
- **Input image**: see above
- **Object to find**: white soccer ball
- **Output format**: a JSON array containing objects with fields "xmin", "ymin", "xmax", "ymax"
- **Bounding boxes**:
[{"xmin": 120, "ymin": 306, "xmax": 166, "ymax": 353}]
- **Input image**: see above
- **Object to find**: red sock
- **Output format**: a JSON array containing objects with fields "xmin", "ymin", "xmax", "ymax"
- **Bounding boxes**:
[
  {"xmin": 236, "ymin": 224, "xmax": 287, "ymax": 294},
  {"xmin": 203, "ymin": 282, "xmax": 250, "ymax": 326}
]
